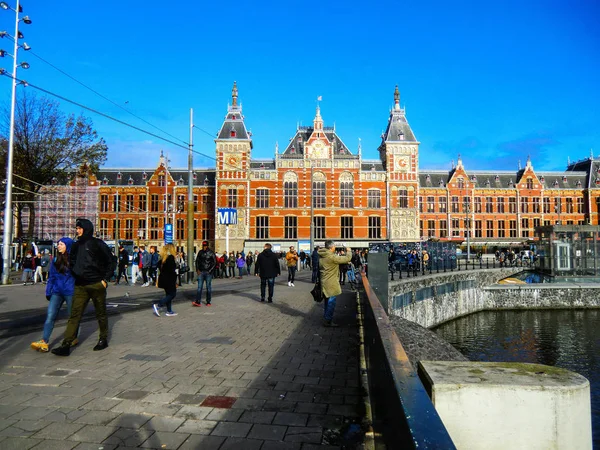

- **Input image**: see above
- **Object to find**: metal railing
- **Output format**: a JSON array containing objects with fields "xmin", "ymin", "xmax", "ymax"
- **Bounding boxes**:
[
  {"xmin": 389, "ymin": 257, "xmax": 538, "ymax": 280},
  {"xmin": 361, "ymin": 272, "xmax": 456, "ymax": 449}
]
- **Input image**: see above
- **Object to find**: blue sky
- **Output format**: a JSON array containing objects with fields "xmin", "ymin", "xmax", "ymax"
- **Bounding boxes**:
[{"xmin": 1, "ymin": 0, "xmax": 598, "ymax": 172}]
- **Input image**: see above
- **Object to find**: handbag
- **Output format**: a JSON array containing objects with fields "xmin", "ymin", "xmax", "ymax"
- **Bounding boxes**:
[{"xmin": 310, "ymin": 280, "xmax": 324, "ymax": 303}]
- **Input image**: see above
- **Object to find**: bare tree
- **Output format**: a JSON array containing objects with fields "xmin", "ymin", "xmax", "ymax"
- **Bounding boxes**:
[{"xmin": 1, "ymin": 91, "xmax": 108, "ymax": 238}]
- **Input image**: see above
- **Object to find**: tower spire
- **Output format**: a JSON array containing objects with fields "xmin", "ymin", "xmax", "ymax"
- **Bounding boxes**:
[
  {"xmin": 231, "ymin": 81, "xmax": 238, "ymax": 107},
  {"xmin": 394, "ymin": 85, "xmax": 400, "ymax": 111}
]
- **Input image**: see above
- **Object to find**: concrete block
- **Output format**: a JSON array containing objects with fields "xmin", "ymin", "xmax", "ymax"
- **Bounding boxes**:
[{"xmin": 420, "ymin": 361, "xmax": 592, "ymax": 450}]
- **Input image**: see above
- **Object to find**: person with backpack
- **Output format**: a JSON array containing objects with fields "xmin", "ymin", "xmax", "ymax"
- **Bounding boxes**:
[
  {"xmin": 31, "ymin": 237, "xmax": 78, "ymax": 353},
  {"xmin": 41, "ymin": 251, "xmax": 51, "ymax": 283},
  {"xmin": 245, "ymin": 252, "xmax": 254, "ymax": 277},
  {"xmin": 21, "ymin": 251, "xmax": 35, "ymax": 285}
]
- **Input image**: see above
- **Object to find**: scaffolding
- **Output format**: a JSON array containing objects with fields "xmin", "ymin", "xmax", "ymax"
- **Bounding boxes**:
[{"xmin": 36, "ymin": 173, "xmax": 99, "ymax": 242}]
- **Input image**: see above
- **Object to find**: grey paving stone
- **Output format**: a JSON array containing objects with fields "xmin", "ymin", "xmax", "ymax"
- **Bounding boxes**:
[
  {"xmin": 0, "ymin": 420, "xmax": 52, "ymax": 438},
  {"xmin": 307, "ymin": 414, "xmax": 344, "ymax": 428},
  {"xmin": 8, "ymin": 407, "xmax": 57, "ymax": 421},
  {"xmin": 106, "ymin": 413, "xmax": 153, "ymax": 429},
  {"xmin": 178, "ymin": 434, "xmax": 225, "ymax": 450},
  {"xmin": 139, "ymin": 430, "xmax": 190, "ymax": 449},
  {"xmin": 248, "ymin": 423, "xmax": 287, "ymax": 441},
  {"xmin": 0, "ymin": 437, "xmax": 43, "ymax": 449},
  {"xmin": 231, "ymin": 398, "xmax": 265, "ymax": 411},
  {"xmin": 174, "ymin": 405, "xmax": 213, "ymax": 421},
  {"xmin": 73, "ymin": 410, "xmax": 120, "ymax": 426},
  {"xmin": 50, "ymin": 397, "xmax": 92, "ymax": 409},
  {"xmin": 29, "ymin": 439, "xmax": 79, "ymax": 449},
  {"xmin": 0, "ymin": 418, "xmax": 17, "ymax": 432},
  {"xmin": 219, "ymin": 437, "xmax": 263, "ymax": 449},
  {"xmin": 103, "ymin": 427, "xmax": 154, "ymax": 447},
  {"xmin": 41, "ymin": 409, "xmax": 87, "ymax": 423},
  {"xmin": 283, "ymin": 426, "xmax": 322, "ymax": 443},
  {"xmin": 79, "ymin": 398, "xmax": 122, "ymax": 411},
  {"xmin": 327, "ymin": 404, "xmax": 359, "ymax": 417},
  {"xmin": 176, "ymin": 419, "xmax": 218, "ymax": 435},
  {"xmin": 67, "ymin": 424, "xmax": 117, "ymax": 443},
  {"xmin": 262, "ymin": 400, "xmax": 298, "ymax": 412},
  {"xmin": 0, "ymin": 405, "xmax": 26, "ymax": 419},
  {"xmin": 173, "ymin": 394, "xmax": 207, "ymax": 405},
  {"xmin": 284, "ymin": 392, "xmax": 316, "ymax": 403},
  {"xmin": 238, "ymin": 410, "xmax": 276, "ymax": 424},
  {"xmin": 115, "ymin": 390, "xmax": 150, "ymax": 400},
  {"xmin": 273, "ymin": 412, "xmax": 308, "ymax": 427},
  {"xmin": 210, "ymin": 421, "xmax": 252, "ymax": 438},
  {"xmin": 141, "ymin": 392, "xmax": 179, "ymax": 404},
  {"xmin": 205, "ymin": 408, "xmax": 244, "ymax": 422},
  {"xmin": 20, "ymin": 396, "xmax": 61, "ymax": 408},
  {"xmin": 260, "ymin": 441, "xmax": 301, "ymax": 450},
  {"xmin": 31, "ymin": 422, "xmax": 84, "ymax": 440},
  {"xmin": 72, "ymin": 442, "xmax": 118, "ymax": 450},
  {"xmin": 294, "ymin": 402, "xmax": 328, "ymax": 414}
]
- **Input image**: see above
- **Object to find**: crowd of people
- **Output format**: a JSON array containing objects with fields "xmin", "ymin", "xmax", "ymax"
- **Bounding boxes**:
[{"xmin": 27, "ymin": 217, "xmax": 368, "ymax": 355}]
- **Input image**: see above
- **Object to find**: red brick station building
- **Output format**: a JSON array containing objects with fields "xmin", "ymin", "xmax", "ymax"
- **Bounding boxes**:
[{"xmin": 35, "ymin": 84, "xmax": 600, "ymax": 255}]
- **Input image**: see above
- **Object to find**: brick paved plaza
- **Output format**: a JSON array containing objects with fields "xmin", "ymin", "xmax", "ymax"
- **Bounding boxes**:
[{"xmin": 0, "ymin": 271, "xmax": 363, "ymax": 449}]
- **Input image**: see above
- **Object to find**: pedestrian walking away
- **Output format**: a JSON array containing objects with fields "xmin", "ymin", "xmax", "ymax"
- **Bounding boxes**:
[
  {"xmin": 311, "ymin": 246, "xmax": 320, "ymax": 283},
  {"xmin": 41, "ymin": 250, "xmax": 51, "ymax": 283},
  {"xmin": 51, "ymin": 218, "xmax": 116, "ymax": 357},
  {"xmin": 286, "ymin": 246, "xmax": 299, "ymax": 286},
  {"xmin": 131, "ymin": 246, "xmax": 141, "ymax": 285},
  {"xmin": 21, "ymin": 251, "xmax": 35, "ymax": 285},
  {"xmin": 255, "ymin": 243, "xmax": 280, "ymax": 303},
  {"xmin": 193, "ymin": 241, "xmax": 216, "ymax": 306},
  {"xmin": 31, "ymin": 237, "xmax": 79, "ymax": 353},
  {"xmin": 140, "ymin": 245, "xmax": 150, "ymax": 286},
  {"xmin": 319, "ymin": 240, "xmax": 352, "ymax": 327},
  {"xmin": 115, "ymin": 244, "xmax": 129, "ymax": 285},
  {"xmin": 153, "ymin": 244, "xmax": 178, "ymax": 317}
]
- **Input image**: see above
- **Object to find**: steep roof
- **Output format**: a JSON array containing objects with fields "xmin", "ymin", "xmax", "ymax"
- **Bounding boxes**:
[
  {"xmin": 216, "ymin": 81, "xmax": 253, "ymax": 146},
  {"xmin": 380, "ymin": 86, "xmax": 417, "ymax": 145}
]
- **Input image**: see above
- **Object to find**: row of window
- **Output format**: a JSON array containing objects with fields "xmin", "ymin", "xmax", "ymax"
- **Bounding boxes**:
[
  {"xmin": 98, "ymin": 218, "xmax": 212, "ymax": 241},
  {"xmin": 100, "ymin": 194, "xmax": 214, "ymax": 213},
  {"xmin": 420, "ymin": 196, "xmax": 585, "ymax": 214},
  {"xmin": 420, "ymin": 218, "xmax": 587, "ymax": 239},
  {"xmin": 255, "ymin": 216, "xmax": 382, "ymax": 240}
]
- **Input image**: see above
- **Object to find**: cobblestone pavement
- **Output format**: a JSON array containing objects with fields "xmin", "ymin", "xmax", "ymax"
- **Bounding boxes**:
[{"xmin": 0, "ymin": 271, "xmax": 363, "ymax": 449}]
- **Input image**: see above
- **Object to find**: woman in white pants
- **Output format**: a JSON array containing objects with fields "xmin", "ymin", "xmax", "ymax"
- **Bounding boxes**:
[{"xmin": 33, "ymin": 253, "xmax": 44, "ymax": 284}]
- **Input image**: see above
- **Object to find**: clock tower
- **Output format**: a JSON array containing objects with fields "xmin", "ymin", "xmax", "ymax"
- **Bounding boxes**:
[
  {"xmin": 304, "ymin": 106, "xmax": 332, "ymax": 160},
  {"xmin": 214, "ymin": 81, "xmax": 253, "ymax": 253},
  {"xmin": 379, "ymin": 86, "xmax": 421, "ymax": 241}
]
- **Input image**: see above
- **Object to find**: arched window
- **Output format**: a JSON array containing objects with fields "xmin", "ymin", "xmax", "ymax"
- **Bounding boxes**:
[
  {"xmin": 284, "ymin": 172, "xmax": 298, "ymax": 208},
  {"xmin": 339, "ymin": 172, "xmax": 354, "ymax": 208},
  {"xmin": 398, "ymin": 188, "xmax": 408, "ymax": 208},
  {"xmin": 457, "ymin": 177, "xmax": 464, "ymax": 189},
  {"xmin": 312, "ymin": 172, "xmax": 326, "ymax": 209}
]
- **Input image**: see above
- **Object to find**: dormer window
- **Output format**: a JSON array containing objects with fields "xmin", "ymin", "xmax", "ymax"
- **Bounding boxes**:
[
  {"xmin": 204, "ymin": 177, "xmax": 209, "ymax": 186},
  {"xmin": 178, "ymin": 176, "xmax": 185, "ymax": 186},
  {"xmin": 426, "ymin": 174, "xmax": 431, "ymax": 181},
  {"xmin": 439, "ymin": 179, "xmax": 445, "ymax": 187},
  {"xmin": 193, "ymin": 172, "xmax": 197, "ymax": 180},
  {"xmin": 371, "ymin": 164, "xmax": 376, "ymax": 171},
  {"xmin": 102, "ymin": 177, "xmax": 108, "ymax": 185},
  {"xmin": 291, "ymin": 146, "xmax": 296, "ymax": 154},
  {"xmin": 576, "ymin": 180, "xmax": 582, "ymax": 187},
  {"xmin": 398, "ymin": 131, "xmax": 405, "ymax": 140},
  {"xmin": 260, "ymin": 163, "xmax": 265, "ymax": 169},
  {"xmin": 339, "ymin": 148, "xmax": 345, "ymax": 154},
  {"xmin": 230, "ymin": 129, "xmax": 236, "ymax": 138},
  {"xmin": 142, "ymin": 172, "xmax": 147, "ymax": 180},
  {"xmin": 128, "ymin": 176, "xmax": 134, "ymax": 185},
  {"xmin": 116, "ymin": 172, "xmax": 122, "ymax": 180},
  {"xmin": 457, "ymin": 178, "xmax": 464, "ymax": 189},
  {"xmin": 232, "ymin": 115, "xmax": 236, "ymax": 120},
  {"xmin": 471, "ymin": 175, "xmax": 477, "ymax": 182},
  {"xmin": 297, "ymin": 136, "xmax": 302, "ymax": 142},
  {"xmin": 553, "ymin": 180, "xmax": 559, "ymax": 187},
  {"xmin": 596, "ymin": 178, "xmax": 600, "ymax": 186},
  {"xmin": 562, "ymin": 176, "xmax": 567, "ymax": 183},
  {"xmin": 540, "ymin": 176, "xmax": 545, "ymax": 183},
  {"xmin": 508, "ymin": 179, "xmax": 513, "ymax": 187},
  {"xmin": 51, "ymin": 177, "xmax": 57, "ymax": 185},
  {"xmin": 495, "ymin": 175, "xmax": 500, "ymax": 182},
  {"xmin": 486, "ymin": 180, "xmax": 491, "ymax": 187}
]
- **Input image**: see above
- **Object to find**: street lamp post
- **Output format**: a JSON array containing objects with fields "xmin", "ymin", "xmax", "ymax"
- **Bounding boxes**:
[
  {"xmin": 186, "ymin": 108, "xmax": 194, "ymax": 283},
  {"xmin": 464, "ymin": 195, "xmax": 471, "ymax": 261},
  {"xmin": 1, "ymin": 0, "xmax": 31, "ymax": 284}
]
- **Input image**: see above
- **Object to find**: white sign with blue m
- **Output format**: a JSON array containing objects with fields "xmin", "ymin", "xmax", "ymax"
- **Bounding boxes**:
[{"xmin": 218, "ymin": 208, "xmax": 238, "ymax": 225}]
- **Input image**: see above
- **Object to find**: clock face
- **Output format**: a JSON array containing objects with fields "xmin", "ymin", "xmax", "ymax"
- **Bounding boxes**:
[
  {"xmin": 395, "ymin": 156, "xmax": 409, "ymax": 171},
  {"xmin": 226, "ymin": 155, "xmax": 239, "ymax": 168}
]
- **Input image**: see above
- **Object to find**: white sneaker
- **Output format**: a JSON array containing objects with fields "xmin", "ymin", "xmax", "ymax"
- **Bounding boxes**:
[
  {"xmin": 291, "ymin": 283, "xmax": 295, "ymax": 287},
  {"xmin": 166, "ymin": 311, "xmax": 177, "ymax": 316},
  {"xmin": 288, "ymin": 281, "xmax": 291, "ymax": 287},
  {"xmin": 152, "ymin": 304, "xmax": 160, "ymax": 317},
  {"xmin": 142, "ymin": 283, "xmax": 148, "ymax": 287}
]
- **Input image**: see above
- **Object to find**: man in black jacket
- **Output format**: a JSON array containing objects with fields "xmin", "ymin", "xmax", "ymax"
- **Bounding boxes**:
[
  {"xmin": 115, "ymin": 244, "xmax": 129, "ymax": 285},
  {"xmin": 193, "ymin": 241, "xmax": 217, "ymax": 307},
  {"xmin": 254, "ymin": 243, "xmax": 281, "ymax": 303},
  {"xmin": 52, "ymin": 218, "xmax": 116, "ymax": 356}
]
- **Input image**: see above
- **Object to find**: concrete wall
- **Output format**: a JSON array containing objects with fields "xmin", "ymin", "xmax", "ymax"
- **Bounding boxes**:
[
  {"xmin": 419, "ymin": 360, "xmax": 593, "ymax": 450},
  {"xmin": 389, "ymin": 269, "xmax": 600, "ymax": 328}
]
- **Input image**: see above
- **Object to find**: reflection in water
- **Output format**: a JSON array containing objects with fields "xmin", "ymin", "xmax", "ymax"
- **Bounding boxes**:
[{"xmin": 434, "ymin": 310, "xmax": 600, "ymax": 448}]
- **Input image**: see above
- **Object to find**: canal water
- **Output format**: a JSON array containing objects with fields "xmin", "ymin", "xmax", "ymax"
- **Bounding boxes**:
[{"xmin": 433, "ymin": 309, "xmax": 599, "ymax": 448}]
